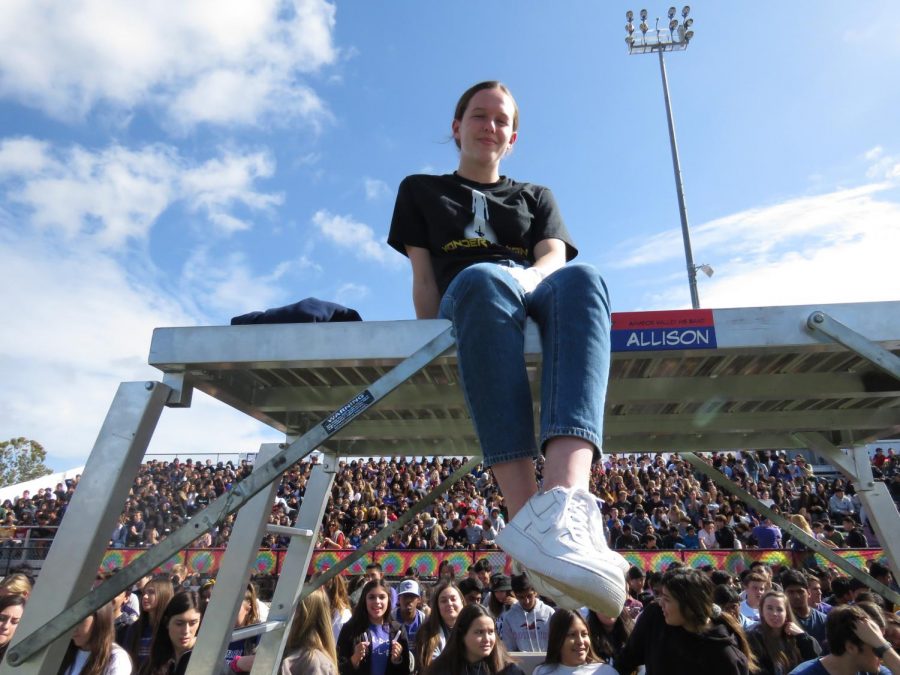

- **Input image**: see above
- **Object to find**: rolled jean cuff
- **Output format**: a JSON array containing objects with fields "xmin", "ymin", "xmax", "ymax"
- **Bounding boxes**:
[
  {"xmin": 483, "ymin": 446, "xmax": 541, "ymax": 468},
  {"xmin": 540, "ymin": 427, "xmax": 603, "ymax": 463}
]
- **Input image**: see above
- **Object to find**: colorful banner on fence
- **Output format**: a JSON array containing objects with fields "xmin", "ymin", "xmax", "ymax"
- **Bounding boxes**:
[{"xmin": 100, "ymin": 548, "xmax": 888, "ymax": 578}]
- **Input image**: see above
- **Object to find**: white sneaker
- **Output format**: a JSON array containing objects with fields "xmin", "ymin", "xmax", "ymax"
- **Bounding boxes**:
[
  {"xmin": 511, "ymin": 561, "xmax": 582, "ymax": 611},
  {"xmin": 496, "ymin": 486, "xmax": 627, "ymax": 617}
]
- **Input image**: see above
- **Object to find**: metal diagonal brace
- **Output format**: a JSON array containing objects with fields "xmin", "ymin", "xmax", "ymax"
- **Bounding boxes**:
[
  {"xmin": 6, "ymin": 326, "xmax": 456, "ymax": 667},
  {"xmin": 808, "ymin": 311, "xmax": 900, "ymax": 381},
  {"xmin": 681, "ymin": 452, "xmax": 900, "ymax": 607}
]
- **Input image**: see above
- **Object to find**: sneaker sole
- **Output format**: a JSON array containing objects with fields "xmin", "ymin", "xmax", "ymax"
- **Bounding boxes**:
[
  {"xmin": 511, "ymin": 561, "xmax": 582, "ymax": 611},
  {"xmin": 497, "ymin": 526, "xmax": 627, "ymax": 617}
]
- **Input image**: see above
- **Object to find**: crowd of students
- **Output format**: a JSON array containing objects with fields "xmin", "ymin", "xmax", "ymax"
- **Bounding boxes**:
[
  {"xmin": 2, "ymin": 541, "xmax": 900, "ymax": 673},
  {"xmin": 0, "ymin": 449, "xmax": 897, "ymax": 559}
]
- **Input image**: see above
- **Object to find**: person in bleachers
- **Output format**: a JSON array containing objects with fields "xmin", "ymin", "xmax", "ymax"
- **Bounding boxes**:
[
  {"xmin": 59, "ymin": 601, "xmax": 132, "ymax": 674},
  {"xmin": 788, "ymin": 604, "xmax": 899, "ymax": 674},
  {"xmin": 336, "ymin": 579, "xmax": 411, "ymax": 675},
  {"xmin": 121, "ymin": 576, "xmax": 174, "ymax": 669},
  {"xmin": 617, "ymin": 567, "xmax": 755, "ymax": 675},
  {"xmin": 424, "ymin": 603, "xmax": 524, "ymax": 675},
  {"xmin": 0, "ymin": 594, "xmax": 26, "ymax": 665},
  {"xmin": 586, "ymin": 607, "xmax": 634, "ymax": 671},
  {"xmin": 499, "ymin": 573, "xmax": 554, "ymax": 653},
  {"xmin": 780, "ymin": 570, "xmax": 828, "ymax": 650},
  {"xmin": 415, "ymin": 582, "xmax": 463, "ymax": 674},
  {"xmin": 533, "ymin": 608, "xmax": 617, "ymax": 675},
  {"xmin": 143, "ymin": 591, "xmax": 202, "ymax": 675},
  {"xmin": 280, "ymin": 588, "xmax": 338, "ymax": 675},
  {"xmin": 746, "ymin": 590, "xmax": 821, "ymax": 675}
]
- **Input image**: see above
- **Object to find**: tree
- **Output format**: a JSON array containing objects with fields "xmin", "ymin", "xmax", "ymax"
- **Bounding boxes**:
[{"xmin": 0, "ymin": 438, "xmax": 54, "ymax": 488}]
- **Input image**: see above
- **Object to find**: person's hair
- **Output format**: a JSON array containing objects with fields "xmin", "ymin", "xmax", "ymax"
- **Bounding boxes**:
[
  {"xmin": 826, "ymin": 604, "xmax": 872, "ymax": 655},
  {"xmin": 710, "ymin": 570, "xmax": 733, "ymax": 587},
  {"xmin": 239, "ymin": 583, "xmax": 260, "ymax": 627},
  {"xmin": 830, "ymin": 576, "xmax": 851, "ymax": 599},
  {"xmin": 324, "ymin": 573, "xmax": 351, "ymax": 613},
  {"xmin": 365, "ymin": 562, "xmax": 383, "ymax": 574},
  {"xmin": 125, "ymin": 576, "xmax": 174, "ymax": 659},
  {"xmin": 417, "ymin": 581, "xmax": 462, "ymax": 672},
  {"xmin": 661, "ymin": 568, "xmax": 757, "ymax": 671},
  {"xmin": 0, "ymin": 573, "xmax": 33, "ymax": 598},
  {"xmin": 284, "ymin": 588, "xmax": 338, "ymax": 670},
  {"xmin": 541, "ymin": 609, "xmax": 599, "ymax": 667},
  {"xmin": 451, "ymin": 81, "xmax": 519, "ymax": 150},
  {"xmin": 145, "ymin": 591, "xmax": 203, "ymax": 675},
  {"xmin": 755, "ymin": 591, "xmax": 802, "ymax": 673},
  {"xmin": 344, "ymin": 579, "xmax": 393, "ymax": 637},
  {"xmin": 510, "ymin": 573, "xmax": 533, "ymax": 595},
  {"xmin": 854, "ymin": 601, "xmax": 886, "ymax": 628},
  {"xmin": 425, "ymin": 603, "xmax": 513, "ymax": 675},
  {"xmin": 586, "ymin": 609, "xmax": 634, "ymax": 663},
  {"xmin": 59, "ymin": 602, "xmax": 125, "ymax": 675},
  {"xmin": 779, "ymin": 569, "xmax": 809, "ymax": 590},
  {"xmin": 743, "ymin": 572, "xmax": 767, "ymax": 587}
]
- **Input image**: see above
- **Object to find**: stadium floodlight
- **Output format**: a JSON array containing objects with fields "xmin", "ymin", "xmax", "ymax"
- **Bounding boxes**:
[
  {"xmin": 622, "ymin": 7, "xmax": 703, "ymax": 309},
  {"xmin": 626, "ymin": 10, "xmax": 634, "ymax": 21}
]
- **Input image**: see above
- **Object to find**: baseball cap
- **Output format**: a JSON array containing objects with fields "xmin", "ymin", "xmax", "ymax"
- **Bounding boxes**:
[{"xmin": 397, "ymin": 580, "xmax": 420, "ymax": 597}]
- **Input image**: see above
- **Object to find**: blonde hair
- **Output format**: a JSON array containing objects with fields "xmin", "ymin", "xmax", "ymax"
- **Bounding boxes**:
[
  {"xmin": 284, "ymin": 588, "xmax": 337, "ymax": 669},
  {"xmin": 324, "ymin": 574, "xmax": 351, "ymax": 613},
  {"xmin": 0, "ymin": 573, "xmax": 32, "ymax": 598}
]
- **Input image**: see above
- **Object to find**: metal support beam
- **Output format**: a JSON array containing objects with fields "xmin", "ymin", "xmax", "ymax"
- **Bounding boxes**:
[
  {"xmin": 186, "ymin": 444, "xmax": 283, "ymax": 675},
  {"xmin": 3, "ymin": 381, "xmax": 171, "ymax": 673},
  {"xmin": 7, "ymin": 326, "xmax": 456, "ymax": 667},
  {"xmin": 681, "ymin": 453, "xmax": 900, "ymax": 606},
  {"xmin": 808, "ymin": 310, "xmax": 900, "ymax": 381}
]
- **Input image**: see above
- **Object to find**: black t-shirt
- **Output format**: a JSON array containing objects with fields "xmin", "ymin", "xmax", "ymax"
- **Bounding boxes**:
[{"xmin": 387, "ymin": 173, "xmax": 577, "ymax": 295}]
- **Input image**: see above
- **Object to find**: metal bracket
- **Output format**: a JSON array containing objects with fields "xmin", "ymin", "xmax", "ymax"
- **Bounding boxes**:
[
  {"xmin": 808, "ymin": 311, "xmax": 900, "ymax": 381},
  {"xmin": 162, "ymin": 372, "xmax": 194, "ymax": 408}
]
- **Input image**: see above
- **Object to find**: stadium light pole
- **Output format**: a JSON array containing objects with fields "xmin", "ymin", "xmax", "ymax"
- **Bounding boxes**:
[{"xmin": 625, "ymin": 6, "xmax": 704, "ymax": 309}]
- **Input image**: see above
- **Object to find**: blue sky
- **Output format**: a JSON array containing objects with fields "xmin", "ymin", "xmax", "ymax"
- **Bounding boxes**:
[{"xmin": 1, "ymin": 1, "xmax": 898, "ymax": 469}]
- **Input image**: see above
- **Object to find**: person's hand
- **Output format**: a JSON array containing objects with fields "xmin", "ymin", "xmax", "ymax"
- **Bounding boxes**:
[
  {"xmin": 853, "ymin": 617, "xmax": 887, "ymax": 647},
  {"xmin": 501, "ymin": 266, "xmax": 545, "ymax": 293},
  {"xmin": 352, "ymin": 639, "xmax": 369, "ymax": 668},
  {"xmin": 390, "ymin": 637, "xmax": 403, "ymax": 664},
  {"xmin": 785, "ymin": 622, "xmax": 805, "ymax": 637}
]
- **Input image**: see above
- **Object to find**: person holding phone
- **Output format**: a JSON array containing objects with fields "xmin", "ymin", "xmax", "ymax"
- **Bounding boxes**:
[{"xmin": 337, "ymin": 580, "xmax": 411, "ymax": 675}]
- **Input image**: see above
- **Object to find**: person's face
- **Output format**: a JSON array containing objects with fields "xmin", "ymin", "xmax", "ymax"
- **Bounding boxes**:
[
  {"xmin": 560, "ymin": 616, "xmax": 592, "ymax": 667},
  {"xmin": 762, "ymin": 596, "xmax": 787, "ymax": 630},
  {"xmin": 438, "ymin": 588, "xmax": 463, "ymax": 627},
  {"xmin": 0, "ymin": 604, "xmax": 23, "ymax": 646},
  {"xmin": 72, "ymin": 614, "xmax": 94, "ymax": 648},
  {"xmin": 141, "ymin": 585, "xmax": 158, "ymax": 611},
  {"xmin": 514, "ymin": 588, "xmax": 537, "ymax": 612},
  {"xmin": 168, "ymin": 608, "xmax": 201, "ymax": 655},
  {"xmin": 627, "ymin": 577, "xmax": 643, "ymax": 593},
  {"xmin": 463, "ymin": 616, "xmax": 496, "ymax": 663},
  {"xmin": 808, "ymin": 580, "xmax": 823, "ymax": 606},
  {"xmin": 747, "ymin": 581, "xmax": 766, "ymax": 606},
  {"xmin": 365, "ymin": 569, "xmax": 383, "ymax": 584},
  {"xmin": 785, "ymin": 586, "xmax": 810, "ymax": 617},
  {"xmin": 236, "ymin": 598, "xmax": 251, "ymax": 627},
  {"xmin": 366, "ymin": 588, "xmax": 389, "ymax": 623},
  {"xmin": 659, "ymin": 587, "xmax": 685, "ymax": 628},
  {"xmin": 398, "ymin": 593, "xmax": 419, "ymax": 620},
  {"xmin": 493, "ymin": 590, "xmax": 511, "ymax": 605},
  {"xmin": 477, "ymin": 570, "xmax": 491, "ymax": 587},
  {"xmin": 452, "ymin": 87, "xmax": 517, "ymax": 169},
  {"xmin": 464, "ymin": 589, "xmax": 482, "ymax": 605}
]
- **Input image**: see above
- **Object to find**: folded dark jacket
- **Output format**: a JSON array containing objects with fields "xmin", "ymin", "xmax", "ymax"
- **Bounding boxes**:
[{"xmin": 230, "ymin": 298, "xmax": 362, "ymax": 325}]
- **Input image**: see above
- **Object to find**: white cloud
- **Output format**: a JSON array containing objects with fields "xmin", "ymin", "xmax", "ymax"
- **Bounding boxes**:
[
  {"xmin": 611, "ymin": 180, "xmax": 900, "ymax": 310},
  {"xmin": 335, "ymin": 282, "xmax": 370, "ymax": 306},
  {"xmin": 311, "ymin": 209, "xmax": 398, "ymax": 265},
  {"xmin": 0, "ymin": 0, "xmax": 338, "ymax": 129},
  {"xmin": 0, "ymin": 137, "xmax": 281, "ymax": 245},
  {"xmin": 363, "ymin": 177, "xmax": 390, "ymax": 201}
]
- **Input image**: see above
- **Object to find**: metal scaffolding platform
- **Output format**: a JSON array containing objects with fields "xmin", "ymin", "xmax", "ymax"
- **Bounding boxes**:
[{"xmin": 4, "ymin": 300, "xmax": 899, "ymax": 674}]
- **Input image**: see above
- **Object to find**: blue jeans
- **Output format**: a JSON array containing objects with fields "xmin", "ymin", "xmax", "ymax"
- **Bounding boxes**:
[{"xmin": 439, "ymin": 261, "xmax": 611, "ymax": 467}]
